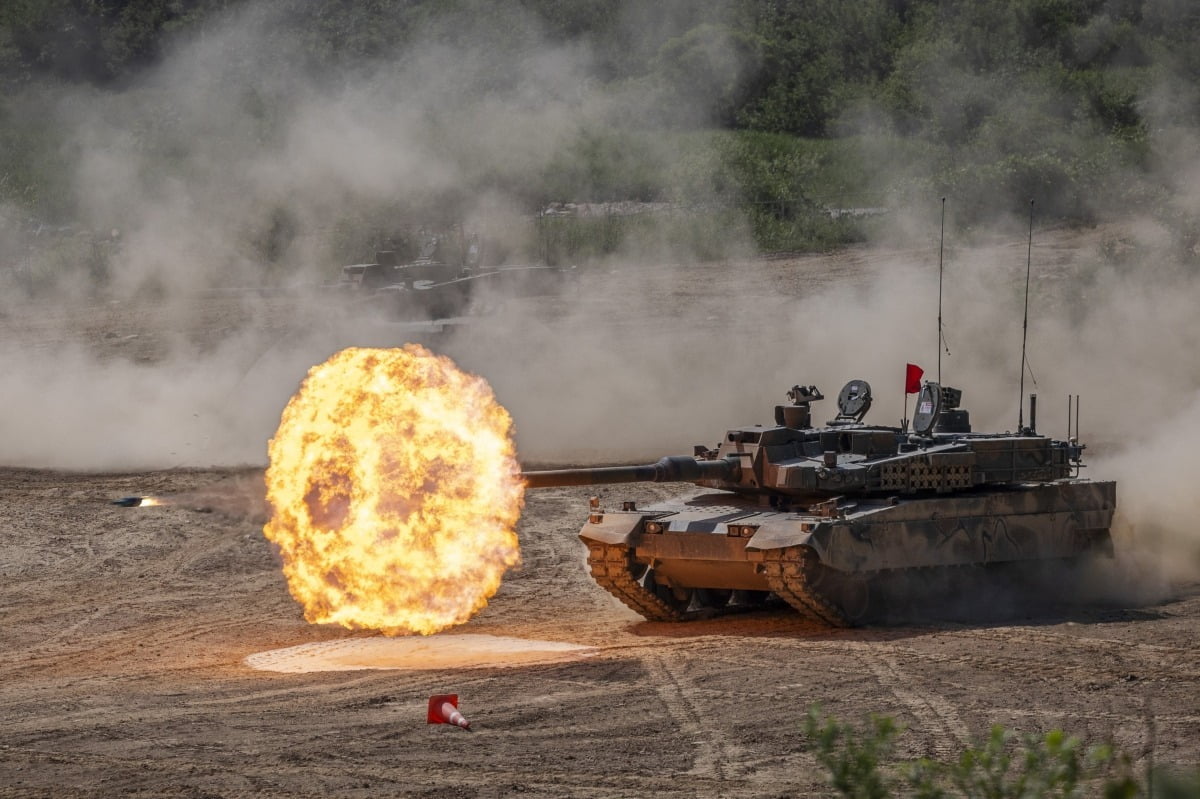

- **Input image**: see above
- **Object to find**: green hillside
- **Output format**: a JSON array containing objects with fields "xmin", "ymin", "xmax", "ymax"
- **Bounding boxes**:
[{"xmin": 1, "ymin": 0, "xmax": 1197, "ymax": 260}]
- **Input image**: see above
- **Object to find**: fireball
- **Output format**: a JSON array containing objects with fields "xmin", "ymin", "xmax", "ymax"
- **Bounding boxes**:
[{"xmin": 263, "ymin": 345, "xmax": 524, "ymax": 635}]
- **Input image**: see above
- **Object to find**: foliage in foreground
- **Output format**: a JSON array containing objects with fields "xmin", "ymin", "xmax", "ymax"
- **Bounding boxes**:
[{"xmin": 804, "ymin": 708, "xmax": 1200, "ymax": 799}]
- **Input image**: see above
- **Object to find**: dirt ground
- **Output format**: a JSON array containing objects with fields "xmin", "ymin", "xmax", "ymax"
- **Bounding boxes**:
[{"xmin": 1, "ymin": 236, "xmax": 1198, "ymax": 798}]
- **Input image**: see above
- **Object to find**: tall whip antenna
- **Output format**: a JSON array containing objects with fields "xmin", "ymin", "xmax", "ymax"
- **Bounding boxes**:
[
  {"xmin": 1018, "ymin": 199, "xmax": 1034, "ymax": 431},
  {"xmin": 937, "ymin": 197, "xmax": 947, "ymax": 383}
]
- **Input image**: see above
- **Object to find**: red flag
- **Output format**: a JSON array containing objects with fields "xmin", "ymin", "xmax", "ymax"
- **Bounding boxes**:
[{"xmin": 905, "ymin": 363, "xmax": 924, "ymax": 394}]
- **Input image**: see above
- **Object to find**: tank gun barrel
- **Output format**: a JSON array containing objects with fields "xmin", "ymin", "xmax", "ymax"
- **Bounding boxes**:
[{"xmin": 523, "ymin": 456, "xmax": 738, "ymax": 489}]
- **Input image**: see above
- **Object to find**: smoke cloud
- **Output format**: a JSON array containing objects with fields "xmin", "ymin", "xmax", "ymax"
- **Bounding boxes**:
[{"xmin": 0, "ymin": 2, "xmax": 1196, "ymax": 591}]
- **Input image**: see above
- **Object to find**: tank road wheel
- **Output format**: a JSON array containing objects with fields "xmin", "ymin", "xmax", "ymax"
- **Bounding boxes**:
[
  {"xmin": 761, "ymin": 546, "xmax": 855, "ymax": 627},
  {"xmin": 693, "ymin": 588, "xmax": 733, "ymax": 610},
  {"xmin": 730, "ymin": 589, "xmax": 771, "ymax": 609},
  {"xmin": 644, "ymin": 568, "xmax": 693, "ymax": 615},
  {"xmin": 585, "ymin": 543, "xmax": 690, "ymax": 622}
]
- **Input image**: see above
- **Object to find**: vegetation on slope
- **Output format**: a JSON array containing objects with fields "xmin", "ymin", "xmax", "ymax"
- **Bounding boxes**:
[{"xmin": 1, "ymin": 1, "xmax": 1197, "ymax": 261}]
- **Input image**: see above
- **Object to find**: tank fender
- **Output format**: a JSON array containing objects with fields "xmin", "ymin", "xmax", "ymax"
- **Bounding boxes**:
[
  {"xmin": 578, "ymin": 512, "xmax": 645, "ymax": 546},
  {"xmin": 747, "ymin": 520, "xmax": 872, "ymax": 573},
  {"xmin": 745, "ymin": 521, "xmax": 819, "ymax": 553}
]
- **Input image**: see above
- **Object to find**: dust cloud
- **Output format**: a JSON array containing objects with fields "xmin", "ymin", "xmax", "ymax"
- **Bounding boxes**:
[
  {"xmin": 0, "ymin": 0, "xmax": 709, "ymax": 467},
  {"xmin": 0, "ymin": 2, "xmax": 1196, "ymax": 591},
  {"xmin": 452, "ymin": 216, "xmax": 1200, "ymax": 594}
]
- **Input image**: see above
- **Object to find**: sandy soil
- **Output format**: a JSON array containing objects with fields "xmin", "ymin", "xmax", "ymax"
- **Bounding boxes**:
[{"xmin": 1, "ymin": 237, "xmax": 1198, "ymax": 798}]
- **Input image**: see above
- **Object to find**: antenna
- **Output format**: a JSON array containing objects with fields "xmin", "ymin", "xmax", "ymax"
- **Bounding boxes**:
[
  {"xmin": 937, "ymin": 197, "xmax": 947, "ymax": 383},
  {"xmin": 1018, "ymin": 199, "xmax": 1034, "ymax": 431}
]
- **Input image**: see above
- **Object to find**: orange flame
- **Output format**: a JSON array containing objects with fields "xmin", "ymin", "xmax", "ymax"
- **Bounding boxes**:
[{"xmin": 263, "ymin": 345, "xmax": 524, "ymax": 635}]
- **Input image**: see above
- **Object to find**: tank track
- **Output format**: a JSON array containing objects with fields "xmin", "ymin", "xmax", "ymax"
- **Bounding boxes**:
[
  {"xmin": 761, "ymin": 546, "xmax": 852, "ymax": 628},
  {"xmin": 585, "ymin": 543, "xmax": 688, "ymax": 622}
]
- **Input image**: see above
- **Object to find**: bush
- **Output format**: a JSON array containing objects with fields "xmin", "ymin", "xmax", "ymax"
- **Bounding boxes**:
[{"xmin": 803, "ymin": 708, "xmax": 1200, "ymax": 799}]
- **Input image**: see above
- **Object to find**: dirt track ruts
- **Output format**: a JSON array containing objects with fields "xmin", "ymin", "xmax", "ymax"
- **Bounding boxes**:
[
  {"xmin": 0, "ymin": 467, "xmax": 1197, "ymax": 798},
  {"xmin": 2, "ymin": 235, "xmax": 1199, "ymax": 797}
]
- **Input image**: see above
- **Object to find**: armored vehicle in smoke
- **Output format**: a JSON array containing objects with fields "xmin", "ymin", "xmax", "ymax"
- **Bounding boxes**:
[
  {"xmin": 523, "ymin": 381, "xmax": 1115, "ymax": 626},
  {"xmin": 333, "ymin": 225, "xmax": 567, "ymax": 320}
]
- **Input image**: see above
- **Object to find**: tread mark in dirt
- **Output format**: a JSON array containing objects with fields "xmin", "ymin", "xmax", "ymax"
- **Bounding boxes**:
[
  {"xmin": 952, "ymin": 628, "xmax": 1200, "ymax": 679},
  {"xmin": 993, "ymin": 706, "xmax": 1200, "ymax": 727},
  {"xmin": 848, "ymin": 643, "xmax": 971, "ymax": 757},
  {"xmin": 880, "ymin": 640, "xmax": 1200, "ymax": 685},
  {"xmin": 641, "ymin": 651, "xmax": 732, "ymax": 781}
]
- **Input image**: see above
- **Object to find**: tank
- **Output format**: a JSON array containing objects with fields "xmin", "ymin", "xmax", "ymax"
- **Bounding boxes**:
[
  {"xmin": 522, "ymin": 380, "xmax": 1116, "ymax": 626},
  {"xmin": 332, "ymin": 224, "xmax": 568, "ymax": 320}
]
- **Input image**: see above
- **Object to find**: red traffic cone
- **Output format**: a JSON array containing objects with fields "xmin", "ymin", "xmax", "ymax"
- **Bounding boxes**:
[{"xmin": 427, "ymin": 694, "xmax": 471, "ymax": 730}]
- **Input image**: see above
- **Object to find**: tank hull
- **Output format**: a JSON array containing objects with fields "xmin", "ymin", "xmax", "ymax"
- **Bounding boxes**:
[{"xmin": 579, "ymin": 480, "xmax": 1115, "ymax": 626}]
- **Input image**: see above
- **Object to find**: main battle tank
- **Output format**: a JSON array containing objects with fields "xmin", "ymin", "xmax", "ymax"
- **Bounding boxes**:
[
  {"xmin": 333, "ymin": 225, "xmax": 568, "ymax": 320},
  {"xmin": 522, "ymin": 380, "xmax": 1115, "ymax": 626}
]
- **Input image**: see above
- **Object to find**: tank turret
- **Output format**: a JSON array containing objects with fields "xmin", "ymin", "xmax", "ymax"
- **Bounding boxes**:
[
  {"xmin": 522, "ymin": 380, "xmax": 1115, "ymax": 628},
  {"xmin": 525, "ymin": 380, "xmax": 1087, "ymax": 506}
]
